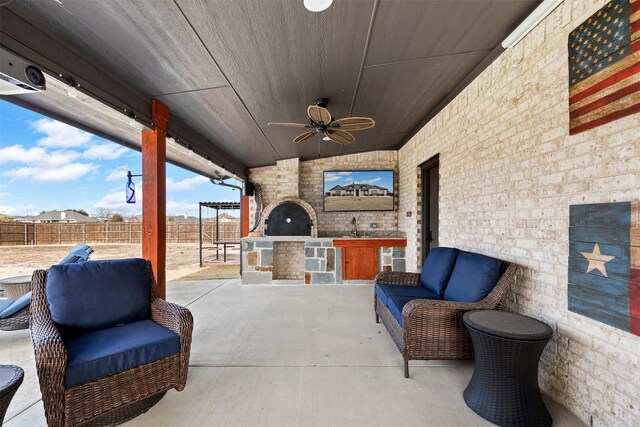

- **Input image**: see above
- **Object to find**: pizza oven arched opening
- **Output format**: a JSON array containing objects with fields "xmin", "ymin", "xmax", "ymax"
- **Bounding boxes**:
[{"xmin": 264, "ymin": 201, "xmax": 312, "ymax": 236}]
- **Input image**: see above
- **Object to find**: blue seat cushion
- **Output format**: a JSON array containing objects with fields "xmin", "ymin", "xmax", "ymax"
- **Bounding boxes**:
[
  {"xmin": 386, "ymin": 295, "xmax": 418, "ymax": 327},
  {"xmin": 444, "ymin": 252, "xmax": 502, "ymax": 302},
  {"xmin": 419, "ymin": 247, "xmax": 460, "ymax": 298},
  {"xmin": 46, "ymin": 258, "xmax": 150, "ymax": 333},
  {"xmin": 0, "ymin": 291, "xmax": 31, "ymax": 319},
  {"xmin": 64, "ymin": 319, "xmax": 180, "ymax": 388},
  {"xmin": 375, "ymin": 284, "xmax": 440, "ymax": 306}
]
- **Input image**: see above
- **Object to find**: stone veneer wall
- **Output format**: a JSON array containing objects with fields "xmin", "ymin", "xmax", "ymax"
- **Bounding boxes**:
[
  {"xmin": 248, "ymin": 151, "xmax": 398, "ymax": 234},
  {"xmin": 241, "ymin": 237, "xmax": 406, "ymax": 285},
  {"xmin": 398, "ymin": 1, "xmax": 639, "ymax": 425}
]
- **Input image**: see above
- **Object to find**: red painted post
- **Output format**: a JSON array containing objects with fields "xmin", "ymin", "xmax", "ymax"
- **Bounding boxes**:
[
  {"xmin": 142, "ymin": 100, "xmax": 169, "ymax": 299},
  {"xmin": 241, "ymin": 195, "xmax": 249, "ymax": 237}
]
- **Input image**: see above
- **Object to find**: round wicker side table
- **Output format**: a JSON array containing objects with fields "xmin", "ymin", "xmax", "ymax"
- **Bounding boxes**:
[
  {"xmin": 463, "ymin": 310, "xmax": 553, "ymax": 427},
  {"xmin": 0, "ymin": 275, "xmax": 32, "ymax": 300},
  {"xmin": 0, "ymin": 365, "xmax": 24, "ymax": 424}
]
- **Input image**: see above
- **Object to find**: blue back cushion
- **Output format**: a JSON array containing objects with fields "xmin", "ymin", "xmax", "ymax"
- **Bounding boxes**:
[
  {"xmin": 444, "ymin": 252, "xmax": 502, "ymax": 302},
  {"xmin": 419, "ymin": 247, "xmax": 460, "ymax": 298},
  {"xmin": 46, "ymin": 258, "xmax": 150, "ymax": 333}
]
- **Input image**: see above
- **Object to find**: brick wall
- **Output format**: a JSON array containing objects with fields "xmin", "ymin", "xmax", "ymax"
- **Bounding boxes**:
[
  {"xmin": 248, "ymin": 151, "xmax": 399, "ymax": 235},
  {"xmin": 247, "ymin": 164, "xmax": 278, "ymax": 231},
  {"xmin": 398, "ymin": 0, "xmax": 640, "ymax": 425},
  {"xmin": 273, "ymin": 241, "xmax": 304, "ymax": 279},
  {"xmin": 299, "ymin": 151, "xmax": 398, "ymax": 235}
]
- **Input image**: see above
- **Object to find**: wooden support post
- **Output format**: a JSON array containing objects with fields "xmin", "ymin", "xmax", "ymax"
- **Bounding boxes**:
[
  {"xmin": 199, "ymin": 202, "xmax": 203, "ymax": 268},
  {"xmin": 142, "ymin": 99, "xmax": 169, "ymax": 299},
  {"xmin": 241, "ymin": 195, "xmax": 249, "ymax": 237}
]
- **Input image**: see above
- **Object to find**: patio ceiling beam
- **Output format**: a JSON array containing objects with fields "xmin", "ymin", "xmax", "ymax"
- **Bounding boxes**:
[
  {"xmin": 0, "ymin": 7, "xmax": 247, "ymax": 181},
  {"xmin": 142, "ymin": 100, "xmax": 169, "ymax": 299}
]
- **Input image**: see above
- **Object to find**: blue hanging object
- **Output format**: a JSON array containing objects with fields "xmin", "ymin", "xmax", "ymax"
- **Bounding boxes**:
[{"xmin": 126, "ymin": 171, "xmax": 139, "ymax": 204}]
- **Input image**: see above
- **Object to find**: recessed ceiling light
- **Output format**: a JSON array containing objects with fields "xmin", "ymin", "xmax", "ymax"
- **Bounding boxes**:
[
  {"xmin": 322, "ymin": 136, "xmax": 331, "ymax": 141},
  {"xmin": 303, "ymin": 0, "xmax": 333, "ymax": 13}
]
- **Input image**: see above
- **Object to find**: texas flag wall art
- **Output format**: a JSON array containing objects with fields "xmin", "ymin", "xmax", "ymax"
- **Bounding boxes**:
[
  {"xmin": 568, "ymin": 0, "xmax": 640, "ymax": 134},
  {"xmin": 568, "ymin": 202, "xmax": 640, "ymax": 336}
]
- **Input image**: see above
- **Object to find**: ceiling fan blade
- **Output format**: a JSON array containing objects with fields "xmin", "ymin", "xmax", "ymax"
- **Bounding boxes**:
[
  {"xmin": 325, "ymin": 129, "xmax": 355, "ymax": 144},
  {"xmin": 330, "ymin": 117, "xmax": 375, "ymax": 131},
  {"xmin": 293, "ymin": 131, "xmax": 317, "ymax": 143},
  {"xmin": 307, "ymin": 105, "xmax": 332, "ymax": 125},
  {"xmin": 267, "ymin": 122, "xmax": 309, "ymax": 128}
]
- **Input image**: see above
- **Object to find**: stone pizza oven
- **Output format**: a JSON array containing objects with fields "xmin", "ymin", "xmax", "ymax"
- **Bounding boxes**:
[{"xmin": 261, "ymin": 197, "xmax": 318, "ymax": 238}]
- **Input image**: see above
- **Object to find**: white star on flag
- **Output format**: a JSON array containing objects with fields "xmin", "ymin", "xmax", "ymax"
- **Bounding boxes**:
[{"xmin": 580, "ymin": 243, "xmax": 615, "ymax": 277}]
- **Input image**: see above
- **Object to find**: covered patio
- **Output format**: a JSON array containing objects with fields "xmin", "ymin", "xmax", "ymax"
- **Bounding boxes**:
[
  {"xmin": 1, "ymin": 0, "xmax": 639, "ymax": 425},
  {"xmin": 2, "ymin": 278, "xmax": 583, "ymax": 426}
]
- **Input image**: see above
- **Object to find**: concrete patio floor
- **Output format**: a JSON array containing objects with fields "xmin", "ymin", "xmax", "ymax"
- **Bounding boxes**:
[{"xmin": 1, "ymin": 280, "xmax": 585, "ymax": 426}]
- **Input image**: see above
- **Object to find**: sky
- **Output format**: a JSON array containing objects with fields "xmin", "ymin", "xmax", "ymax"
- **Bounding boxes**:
[
  {"xmin": 0, "ymin": 100, "xmax": 241, "ymax": 218},
  {"xmin": 323, "ymin": 170, "xmax": 394, "ymax": 192}
]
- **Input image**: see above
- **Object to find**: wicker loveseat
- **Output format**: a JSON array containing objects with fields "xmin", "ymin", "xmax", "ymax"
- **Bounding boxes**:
[
  {"xmin": 30, "ymin": 258, "xmax": 193, "ymax": 426},
  {"xmin": 374, "ymin": 247, "xmax": 516, "ymax": 377}
]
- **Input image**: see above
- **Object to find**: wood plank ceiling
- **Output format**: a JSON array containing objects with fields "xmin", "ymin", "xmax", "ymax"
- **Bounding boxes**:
[{"xmin": 2, "ymin": 0, "xmax": 539, "ymax": 175}]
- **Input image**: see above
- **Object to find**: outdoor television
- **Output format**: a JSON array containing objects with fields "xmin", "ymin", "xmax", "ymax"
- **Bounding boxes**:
[{"xmin": 323, "ymin": 170, "xmax": 395, "ymax": 212}]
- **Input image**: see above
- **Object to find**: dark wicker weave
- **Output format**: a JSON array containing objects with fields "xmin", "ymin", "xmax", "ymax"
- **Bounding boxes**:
[
  {"xmin": 463, "ymin": 311, "xmax": 553, "ymax": 427},
  {"xmin": 0, "ymin": 365, "xmax": 24, "ymax": 424},
  {"xmin": 0, "ymin": 305, "xmax": 29, "ymax": 331},
  {"xmin": 30, "ymin": 261, "xmax": 194, "ymax": 427},
  {"xmin": 374, "ymin": 263, "xmax": 517, "ymax": 377}
]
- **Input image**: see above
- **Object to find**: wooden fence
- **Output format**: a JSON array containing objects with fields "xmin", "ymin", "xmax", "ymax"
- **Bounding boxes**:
[{"xmin": 0, "ymin": 221, "xmax": 240, "ymax": 246}]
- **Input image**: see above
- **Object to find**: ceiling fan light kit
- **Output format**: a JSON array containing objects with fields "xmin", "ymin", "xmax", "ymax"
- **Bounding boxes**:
[
  {"xmin": 267, "ymin": 98, "xmax": 375, "ymax": 145},
  {"xmin": 303, "ymin": 0, "xmax": 333, "ymax": 12}
]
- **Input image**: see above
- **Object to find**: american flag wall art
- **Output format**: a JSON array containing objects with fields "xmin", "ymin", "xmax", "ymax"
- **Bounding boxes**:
[
  {"xmin": 568, "ymin": 202, "xmax": 640, "ymax": 336},
  {"xmin": 568, "ymin": 0, "xmax": 640, "ymax": 134}
]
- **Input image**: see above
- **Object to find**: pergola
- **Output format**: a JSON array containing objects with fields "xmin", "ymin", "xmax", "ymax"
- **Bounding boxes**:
[{"xmin": 198, "ymin": 201, "xmax": 241, "ymax": 266}]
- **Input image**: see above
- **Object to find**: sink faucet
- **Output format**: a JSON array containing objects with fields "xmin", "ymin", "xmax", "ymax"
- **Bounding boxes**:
[{"xmin": 351, "ymin": 217, "xmax": 357, "ymax": 237}]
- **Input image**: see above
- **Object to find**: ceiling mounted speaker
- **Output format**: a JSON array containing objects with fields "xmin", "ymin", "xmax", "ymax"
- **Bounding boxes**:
[{"xmin": 303, "ymin": 0, "xmax": 333, "ymax": 12}]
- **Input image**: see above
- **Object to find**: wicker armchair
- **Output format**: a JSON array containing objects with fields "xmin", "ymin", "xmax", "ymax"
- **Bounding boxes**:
[
  {"xmin": 374, "ymin": 263, "xmax": 516, "ymax": 378},
  {"xmin": 30, "ymin": 259, "xmax": 193, "ymax": 427}
]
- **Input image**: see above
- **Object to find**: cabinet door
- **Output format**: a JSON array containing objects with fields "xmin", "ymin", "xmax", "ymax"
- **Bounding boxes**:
[{"xmin": 343, "ymin": 247, "xmax": 379, "ymax": 280}]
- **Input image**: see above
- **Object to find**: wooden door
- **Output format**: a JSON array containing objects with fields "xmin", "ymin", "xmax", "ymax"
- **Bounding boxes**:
[
  {"xmin": 421, "ymin": 155, "xmax": 439, "ymax": 263},
  {"xmin": 343, "ymin": 247, "xmax": 379, "ymax": 280}
]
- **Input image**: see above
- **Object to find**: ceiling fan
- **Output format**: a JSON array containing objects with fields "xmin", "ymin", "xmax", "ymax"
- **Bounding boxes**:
[{"xmin": 267, "ymin": 98, "xmax": 375, "ymax": 145}]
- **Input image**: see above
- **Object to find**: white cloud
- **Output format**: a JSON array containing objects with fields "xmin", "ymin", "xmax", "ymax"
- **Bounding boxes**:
[
  {"xmin": 2, "ymin": 162, "xmax": 96, "ymax": 182},
  {"xmin": 32, "ymin": 119, "xmax": 93, "ymax": 148},
  {"xmin": 83, "ymin": 144, "xmax": 129, "ymax": 160},
  {"xmin": 166, "ymin": 175, "xmax": 209, "ymax": 191},
  {"xmin": 94, "ymin": 186, "xmax": 143, "ymax": 214},
  {"xmin": 0, "ymin": 203, "xmax": 38, "ymax": 216},
  {"xmin": 0, "ymin": 145, "xmax": 79, "ymax": 167},
  {"xmin": 167, "ymin": 200, "xmax": 199, "ymax": 214},
  {"xmin": 106, "ymin": 166, "xmax": 130, "ymax": 182},
  {"xmin": 324, "ymin": 172, "xmax": 342, "ymax": 182},
  {"xmin": 360, "ymin": 177, "xmax": 382, "ymax": 185}
]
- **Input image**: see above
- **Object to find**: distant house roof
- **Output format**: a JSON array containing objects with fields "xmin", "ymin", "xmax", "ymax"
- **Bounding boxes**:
[
  {"xmin": 329, "ymin": 183, "xmax": 390, "ymax": 192},
  {"xmin": 29, "ymin": 210, "xmax": 100, "ymax": 223},
  {"xmin": 167, "ymin": 214, "xmax": 199, "ymax": 222}
]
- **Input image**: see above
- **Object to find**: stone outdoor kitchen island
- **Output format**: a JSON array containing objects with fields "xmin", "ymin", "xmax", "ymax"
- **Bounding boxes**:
[{"xmin": 241, "ymin": 154, "xmax": 407, "ymax": 285}]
